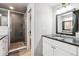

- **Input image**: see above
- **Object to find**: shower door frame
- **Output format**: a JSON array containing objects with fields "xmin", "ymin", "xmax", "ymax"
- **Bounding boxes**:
[{"xmin": 8, "ymin": 10, "xmax": 27, "ymax": 52}]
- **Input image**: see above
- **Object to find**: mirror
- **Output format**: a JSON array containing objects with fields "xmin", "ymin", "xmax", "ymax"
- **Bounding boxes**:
[
  {"xmin": 0, "ymin": 9, "xmax": 8, "ymax": 26},
  {"xmin": 56, "ymin": 11, "xmax": 77, "ymax": 36}
]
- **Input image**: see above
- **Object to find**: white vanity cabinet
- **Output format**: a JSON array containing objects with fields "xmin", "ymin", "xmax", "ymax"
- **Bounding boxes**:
[
  {"xmin": 43, "ymin": 37, "xmax": 54, "ymax": 56},
  {"xmin": 43, "ymin": 37, "xmax": 77, "ymax": 56},
  {"xmin": 0, "ymin": 36, "xmax": 8, "ymax": 56},
  {"xmin": 54, "ymin": 41, "xmax": 77, "ymax": 56},
  {"xmin": 54, "ymin": 46, "xmax": 76, "ymax": 56}
]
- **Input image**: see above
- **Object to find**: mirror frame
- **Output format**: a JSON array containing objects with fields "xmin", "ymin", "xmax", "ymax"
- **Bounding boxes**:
[{"xmin": 56, "ymin": 9, "xmax": 77, "ymax": 36}]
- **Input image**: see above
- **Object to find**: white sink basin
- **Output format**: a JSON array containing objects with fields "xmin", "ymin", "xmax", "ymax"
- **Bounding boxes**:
[{"xmin": 53, "ymin": 36, "xmax": 64, "ymax": 40}]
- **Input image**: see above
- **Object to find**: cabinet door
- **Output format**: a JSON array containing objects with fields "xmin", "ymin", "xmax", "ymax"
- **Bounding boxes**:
[
  {"xmin": 54, "ymin": 46, "xmax": 76, "ymax": 56},
  {"xmin": 43, "ymin": 37, "xmax": 54, "ymax": 56},
  {"xmin": 0, "ymin": 39, "xmax": 4, "ymax": 56},
  {"xmin": 77, "ymin": 47, "xmax": 79, "ymax": 56},
  {"xmin": 2, "ymin": 36, "xmax": 8, "ymax": 56},
  {"xmin": 0, "ymin": 36, "xmax": 8, "ymax": 56},
  {"xmin": 54, "ymin": 40, "xmax": 77, "ymax": 56},
  {"xmin": 43, "ymin": 41, "xmax": 54, "ymax": 56}
]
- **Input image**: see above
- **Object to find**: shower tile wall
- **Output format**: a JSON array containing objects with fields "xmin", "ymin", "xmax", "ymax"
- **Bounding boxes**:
[{"xmin": 10, "ymin": 12, "xmax": 25, "ymax": 43}]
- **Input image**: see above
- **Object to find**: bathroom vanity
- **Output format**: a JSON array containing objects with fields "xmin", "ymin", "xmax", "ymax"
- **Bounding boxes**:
[
  {"xmin": 41, "ymin": 9, "xmax": 79, "ymax": 56},
  {"xmin": 0, "ymin": 35, "xmax": 8, "ymax": 56},
  {"xmin": 42, "ymin": 34, "xmax": 79, "ymax": 56}
]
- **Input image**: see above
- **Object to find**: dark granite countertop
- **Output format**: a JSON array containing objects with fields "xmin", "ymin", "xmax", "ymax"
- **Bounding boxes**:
[
  {"xmin": 0, "ymin": 35, "xmax": 7, "ymax": 40},
  {"xmin": 42, "ymin": 34, "xmax": 79, "ymax": 47}
]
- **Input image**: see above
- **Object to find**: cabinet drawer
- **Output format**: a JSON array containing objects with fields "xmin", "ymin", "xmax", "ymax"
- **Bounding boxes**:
[{"xmin": 54, "ymin": 40, "xmax": 77, "ymax": 55}]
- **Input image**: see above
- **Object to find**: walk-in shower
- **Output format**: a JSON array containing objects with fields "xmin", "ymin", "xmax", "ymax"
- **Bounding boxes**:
[{"xmin": 9, "ymin": 11, "xmax": 26, "ymax": 52}]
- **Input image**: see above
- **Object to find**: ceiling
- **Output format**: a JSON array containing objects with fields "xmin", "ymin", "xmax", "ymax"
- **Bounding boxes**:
[
  {"xmin": 0, "ymin": 3, "xmax": 28, "ymax": 13},
  {"xmin": 0, "ymin": 3, "xmax": 63, "ymax": 13}
]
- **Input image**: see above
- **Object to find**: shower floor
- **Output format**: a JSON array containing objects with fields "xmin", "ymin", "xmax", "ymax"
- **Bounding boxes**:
[
  {"xmin": 9, "ymin": 48, "xmax": 31, "ymax": 56},
  {"xmin": 10, "ymin": 41, "xmax": 26, "ymax": 50},
  {"xmin": 9, "ymin": 42, "xmax": 31, "ymax": 56}
]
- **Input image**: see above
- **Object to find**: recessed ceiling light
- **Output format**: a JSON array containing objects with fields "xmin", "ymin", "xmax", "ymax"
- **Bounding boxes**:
[{"xmin": 9, "ymin": 6, "xmax": 14, "ymax": 10}]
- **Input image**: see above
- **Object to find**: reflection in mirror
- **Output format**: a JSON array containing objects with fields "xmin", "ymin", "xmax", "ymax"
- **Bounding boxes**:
[
  {"xmin": 0, "ymin": 9, "xmax": 8, "ymax": 35},
  {"xmin": 0, "ymin": 9, "xmax": 8, "ymax": 26},
  {"xmin": 56, "ymin": 11, "xmax": 76, "ymax": 36}
]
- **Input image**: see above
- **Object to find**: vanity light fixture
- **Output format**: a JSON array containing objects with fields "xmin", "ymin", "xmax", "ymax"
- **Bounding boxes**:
[{"xmin": 9, "ymin": 6, "xmax": 14, "ymax": 10}]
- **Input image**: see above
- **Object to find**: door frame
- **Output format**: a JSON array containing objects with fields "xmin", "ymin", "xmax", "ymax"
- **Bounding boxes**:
[
  {"xmin": 8, "ymin": 10, "xmax": 25, "ymax": 51},
  {"xmin": 26, "ymin": 8, "xmax": 32, "ymax": 50}
]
